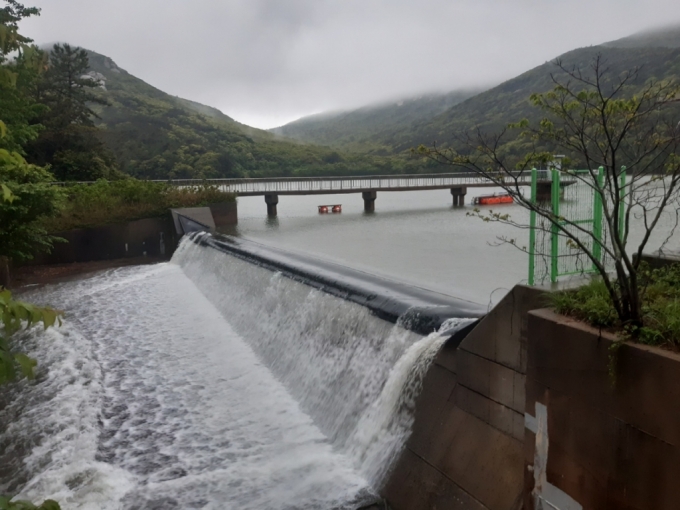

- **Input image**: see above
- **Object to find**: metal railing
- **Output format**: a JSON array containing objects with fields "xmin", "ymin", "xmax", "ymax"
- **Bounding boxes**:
[
  {"xmin": 528, "ymin": 167, "xmax": 627, "ymax": 285},
  {"xmin": 52, "ymin": 171, "xmax": 536, "ymax": 194}
]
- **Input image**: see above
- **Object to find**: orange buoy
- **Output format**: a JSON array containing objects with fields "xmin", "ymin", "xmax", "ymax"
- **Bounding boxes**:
[
  {"xmin": 473, "ymin": 193, "xmax": 514, "ymax": 206},
  {"xmin": 318, "ymin": 204, "xmax": 341, "ymax": 214}
]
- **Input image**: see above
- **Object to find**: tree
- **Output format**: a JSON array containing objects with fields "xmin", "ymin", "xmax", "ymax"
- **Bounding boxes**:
[
  {"xmin": 0, "ymin": 1, "xmax": 45, "ymax": 153},
  {"xmin": 0, "ymin": 0, "xmax": 61, "ymax": 287},
  {"xmin": 420, "ymin": 55, "xmax": 680, "ymax": 329},
  {"xmin": 0, "ymin": 1, "xmax": 62, "ymax": 275},
  {"xmin": 26, "ymin": 43, "xmax": 119, "ymax": 181},
  {"xmin": 0, "ymin": 147, "xmax": 62, "ymax": 263},
  {"xmin": 38, "ymin": 44, "xmax": 106, "ymax": 129}
]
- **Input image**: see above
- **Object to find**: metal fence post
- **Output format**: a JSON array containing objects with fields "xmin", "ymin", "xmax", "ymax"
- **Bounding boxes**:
[
  {"xmin": 592, "ymin": 166, "xmax": 604, "ymax": 269},
  {"xmin": 550, "ymin": 168, "xmax": 560, "ymax": 283},
  {"xmin": 529, "ymin": 168, "xmax": 537, "ymax": 285}
]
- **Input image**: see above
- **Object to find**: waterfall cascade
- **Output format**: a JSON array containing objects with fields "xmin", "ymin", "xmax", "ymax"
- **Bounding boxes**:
[{"xmin": 0, "ymin": 236, "xmax": 477, "ymax": 509}]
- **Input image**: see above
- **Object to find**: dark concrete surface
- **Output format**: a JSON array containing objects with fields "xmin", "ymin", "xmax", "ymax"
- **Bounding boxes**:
[
  {"xmin": 26, "ymin": 216, "xmax": 179, "ymax": 266},
  {"xmin": 208, "ymin": 201, "xmax": 238, "ymax": 227},
  {"xmin": 383, "ymin": 285, "xmax": 545, "ymax": 510},
  {"xmin": 525, "ymin": 309, "xmax": 680, "ymax": 510}
]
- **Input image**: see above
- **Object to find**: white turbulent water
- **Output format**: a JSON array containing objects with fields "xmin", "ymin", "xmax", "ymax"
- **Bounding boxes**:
[{"xmin": 0, "ymin": 237, "xmax": 454, "ymax": 509}]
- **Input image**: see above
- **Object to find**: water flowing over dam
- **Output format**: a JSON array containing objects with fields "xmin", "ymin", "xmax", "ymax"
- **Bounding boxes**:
[{"xmin": 0, "ymin": 236, "xmax": 480, "ymax": 509}]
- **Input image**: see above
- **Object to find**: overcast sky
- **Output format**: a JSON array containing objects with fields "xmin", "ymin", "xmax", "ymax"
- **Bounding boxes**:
[{"xmin": 21, "ymin": 0, "xmax": 680, "ymax": 129}]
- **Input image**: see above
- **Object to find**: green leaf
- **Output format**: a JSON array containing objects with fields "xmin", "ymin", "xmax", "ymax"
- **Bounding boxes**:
[
  {"xmin": 38, "ymin": 501, "xmax": 61, "ymax": 510},
  {"xmin": 41, "ymin": 309, "xmax": 57, "ymax": 329},
  {"xmin": 13, "ymin": 354, "xmax": 37, "ymax": 379},
  {"xmin": 1, "ymin": 184, "xmax": 14, "ymax": 203}
]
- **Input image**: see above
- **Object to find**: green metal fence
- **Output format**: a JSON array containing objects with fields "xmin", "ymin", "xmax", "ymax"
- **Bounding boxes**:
[{"xmin": 528, "ymin": 166, "xmax": 626, "ymax": 285}]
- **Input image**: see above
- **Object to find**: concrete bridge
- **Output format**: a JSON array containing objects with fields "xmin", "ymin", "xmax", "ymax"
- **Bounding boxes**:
[{"xmin": 166, "ymin": 171, "xmax": 559, "ymax": 216}]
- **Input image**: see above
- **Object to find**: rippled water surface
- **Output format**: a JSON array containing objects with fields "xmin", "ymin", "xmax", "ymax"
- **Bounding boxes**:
[{"xmin": 1, "ymin": 240, "xmax": 451, "ymax": 509}]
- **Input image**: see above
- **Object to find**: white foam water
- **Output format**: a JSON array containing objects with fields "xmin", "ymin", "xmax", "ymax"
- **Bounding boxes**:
[{"xmin": 1, "ymin": 237, "xmax": 458, "ymax": 509}]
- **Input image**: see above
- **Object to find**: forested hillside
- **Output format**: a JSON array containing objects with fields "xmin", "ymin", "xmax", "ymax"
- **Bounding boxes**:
[
  {"xmin": 276, "ymin": 24, "xmax": 680, "ymax": 157},
  {"xmin": 15, "ymin": 24, "xmax": 680, "ymax": 181},
  {"xmin": 82, "ymin": 50, "xmax": 424, "ymax": 179},
  {"xmin": 270, "ymin": 89, "xmax": 481, "ymax": 153}
]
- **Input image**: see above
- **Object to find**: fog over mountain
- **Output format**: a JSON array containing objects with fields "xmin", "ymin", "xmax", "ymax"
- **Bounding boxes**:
[
  {"xmin": 23, "ymin": 0, "xmax": 680, "ymax": 129},
  {"xmin": 273, "ymin": 24, "xmax": 680, "ymax": 156}
]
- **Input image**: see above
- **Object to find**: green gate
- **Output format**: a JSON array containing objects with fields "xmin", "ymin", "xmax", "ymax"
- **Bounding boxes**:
[{"xmin": 528, "ymin": 166, "xmax": 626, "ymax": 285}]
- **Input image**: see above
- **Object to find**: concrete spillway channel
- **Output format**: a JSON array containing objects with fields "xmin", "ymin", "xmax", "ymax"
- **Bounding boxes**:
[{"xmin": 184, "ymin": 233, "xmax": 508, "ymax": 506}]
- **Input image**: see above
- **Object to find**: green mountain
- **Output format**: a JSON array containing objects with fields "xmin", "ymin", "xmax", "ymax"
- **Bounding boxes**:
[
  {"xmin": 72, "ymin": 24, "xmax": 680, "ymax": 179},
  {"xmin": 275, "ymin": 24, "xmax": 680, "ymax": 157},
  {"xmin": 82, "ymin": 50, "xmax": 403, "ymax": 179},
  {"xmin": 270, "ymin": 89, "xmax": 481, "ymax": 154}
]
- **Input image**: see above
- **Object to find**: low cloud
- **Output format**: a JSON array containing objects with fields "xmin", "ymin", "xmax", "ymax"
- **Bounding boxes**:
[{"xmin": 22, "ymin": 0, "xmax": 680, "ymax": 128}]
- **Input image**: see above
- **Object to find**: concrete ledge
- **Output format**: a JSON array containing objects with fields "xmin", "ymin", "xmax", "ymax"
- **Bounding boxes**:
[
  {"xmin": 208, "ymin": 201, "xmax": 238, "ymax": 228},
  {"xmin": 639, "ymin": 250, "xmax": 680, "ymax": 270},
  {"xmin": 171, "ymin": 207, "xmax": 216, "ymax": 234}
]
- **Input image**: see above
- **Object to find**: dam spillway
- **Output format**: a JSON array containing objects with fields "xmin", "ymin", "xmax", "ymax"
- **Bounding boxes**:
[{"xmin": 0, "ymin": 235, "xmax": 483, "ymax": 509}]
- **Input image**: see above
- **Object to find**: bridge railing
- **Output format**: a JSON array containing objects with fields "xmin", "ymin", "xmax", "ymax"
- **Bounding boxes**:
[
  {"xmin": 161, "ymin": 172, "xmax": 533, "ymax": 193},
  {"xmin": 51, "ymin": 171, "xmax": 536, "ymax": 193}
]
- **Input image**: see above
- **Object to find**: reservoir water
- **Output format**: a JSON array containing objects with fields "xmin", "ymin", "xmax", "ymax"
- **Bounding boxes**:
[{"xmin": 234, "ymin": 187, "xmax": 680, "ymax": 306}]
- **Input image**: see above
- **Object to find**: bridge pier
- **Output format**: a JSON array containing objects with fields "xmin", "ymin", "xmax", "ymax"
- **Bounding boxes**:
[
  {"xmin": 264, "ymin": 194, "xmax": 279, "ymax": 217},
  {"xmin": 450, "ymin": 186, "xmax": 467, "ymax": 207},
  {"xmin": 362, "ymin": 191, "xmax": 377, "ymax": 213}
]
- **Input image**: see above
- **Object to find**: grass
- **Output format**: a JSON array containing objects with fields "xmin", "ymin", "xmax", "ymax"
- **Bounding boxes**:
[
  {"xmin": 40, "ymin": 179, "xmax": 235, "ymax": 232},
  {"xmin": 551, "ymin": 264, "xmax": 680, "ymax": 349}
]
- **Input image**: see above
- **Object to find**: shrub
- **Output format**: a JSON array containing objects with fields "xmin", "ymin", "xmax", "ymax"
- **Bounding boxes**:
[
  {"xmin": 41, "ymin": 178, "xmax": 235, "ymax": 232},
  {"xmin": 552, "ymin": 264, "xmax": 680, "ymax": 349}
]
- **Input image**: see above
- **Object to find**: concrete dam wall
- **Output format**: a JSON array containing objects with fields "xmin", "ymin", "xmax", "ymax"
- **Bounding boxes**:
[
  {"xmin": 23, "ymin": 202, "xmax": 238, "ymax": 267},
  {"xmin": 383, "ymin": 285, "xmax": 546, "ymax": 510}
]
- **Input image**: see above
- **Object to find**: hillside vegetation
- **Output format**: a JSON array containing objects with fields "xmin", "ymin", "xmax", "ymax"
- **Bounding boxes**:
[
  {"xmin": 83, "ymin": 51, "xmax": 426, "ymax": 179},
  {"xmin": 270, "ymin": 89, "xmax": 482, "ymax": 153},
  {"xmin": 41, "ymin": 180, "xmax": 234, "ymax": 232},
  {"xmin": 46, "ymin": 25, "xmax": 680, "ymax": 180}
]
